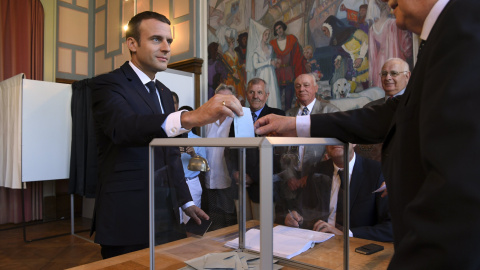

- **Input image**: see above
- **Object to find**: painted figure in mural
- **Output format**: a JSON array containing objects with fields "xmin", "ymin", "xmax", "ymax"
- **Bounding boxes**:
[
  {"xmin": 224, "ymin": 29, "xmax": 246, "ymax": 104},
  {"xmin": 367, "ymin": 0, "xmax": 413, "ymax": 87},
  {"xmin": 235, "ymin": 32, "xmax": 248, "ymax": 83},
  {"xmin": 246, "ymin": 19, "xmax": 281, "ymax": 109},
  {"xmin": 349, "ymin": 4, "xmax": 369, "ymax": 34},
  {"xmin": 207, "ymin": 42, "xmax": 228, "ymax": 99},
  {"xmin": 304, "ymin": 45, "xmax": 323, "ymax": 82},
  {"xmin": 270, "ymin": 20, "xmax": 308, "ymax": 110},
  {"xmin": 323, "ymin": 15, "xmax": 369, "ymax": 91},
  {"xmin": 336, "ymin": 0, "xmax": 364, "ymax": 21}
]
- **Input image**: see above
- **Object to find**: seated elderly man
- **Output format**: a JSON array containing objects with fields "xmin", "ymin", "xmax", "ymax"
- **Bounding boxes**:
[
  {"xmin": 365, "ymin": 57, "xmax": 411, "ymax": 107},
  {"xmin": 279, "ymin": 143, "xmax": 393, "ymax": 242},
  {"xmin": 276, "ymin": 73, "xmax": 340, "ymax": 197},
  {"xmin": 358, "ymin": 58, "xmax": 411, "ymax": 162}
]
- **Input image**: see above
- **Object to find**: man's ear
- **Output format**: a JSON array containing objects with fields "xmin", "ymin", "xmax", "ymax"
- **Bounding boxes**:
[{"xmin": 126, "ymin": 37, "xmax": 137, "ymax": 53}]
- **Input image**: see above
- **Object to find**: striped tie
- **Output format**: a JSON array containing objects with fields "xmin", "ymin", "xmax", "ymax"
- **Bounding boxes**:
[{"xmin": 301, "ymin": 106, "xmax": 309, "ymax": 116}]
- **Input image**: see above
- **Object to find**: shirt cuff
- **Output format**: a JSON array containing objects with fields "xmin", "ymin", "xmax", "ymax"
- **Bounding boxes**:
[
  {"xmin": 296, "ymin": 115, "xmax": 311, "ymax": 137},
  {"xmin": 181, "ymin": 201, "xmax": 195, "ymax": 210},
  {"xmin": 349, "ymin": 229, "xmax": 353, "ymax": 237},
  {"xmin": 162, "ymin": 110, "xmax": 190, "ymax": 137}
]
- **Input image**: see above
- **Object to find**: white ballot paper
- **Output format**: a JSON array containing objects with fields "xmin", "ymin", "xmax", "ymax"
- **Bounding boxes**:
[
  {"xmin": 225, "ymin": 226, "xmax": 334, "ymax": 259},
  {"xmin": 233, "ymin": 107, "xmax": 255, "ymax": 137}
]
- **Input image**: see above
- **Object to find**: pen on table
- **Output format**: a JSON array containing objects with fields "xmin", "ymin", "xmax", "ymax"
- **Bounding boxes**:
[{"xmin": 288, "ymin": 209, "xmax": 300, "ymax": 227}]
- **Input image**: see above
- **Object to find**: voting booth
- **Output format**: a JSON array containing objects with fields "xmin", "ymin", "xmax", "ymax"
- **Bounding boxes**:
[
  {"xmin": 0, "ymin": 69, "xmax": 196, "ymax": 239},
  {"xmin": 0, "ymin": 73, "xmax": 72, "ymax": 189},
  {"xmin": 149, "ymin": 137, "xmax": 351, "ymax": 270}
]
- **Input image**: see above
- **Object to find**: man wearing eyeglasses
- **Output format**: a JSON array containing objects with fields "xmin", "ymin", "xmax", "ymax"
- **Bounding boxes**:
[
  {"xmin": 254, "ymin": 0, "xmax": 480, "ymax": 268},
  {"xmin": 365, "ymin": 58, "xmax": 410, "ymax": 107}
]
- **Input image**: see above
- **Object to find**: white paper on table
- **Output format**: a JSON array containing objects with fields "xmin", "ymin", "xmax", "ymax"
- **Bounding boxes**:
[
  {"xmin": 224, "ymin": 228, "xmax": 326, "ymax": 259},
  {"xmin": 272, "ymin": 225, "xmax": 334, "ymax": 243},
  {"xmin": 233, "ymin": 107, "xmax": 255, "ymax": 137},
  {"xmin": 203, "ymin": 252, "xmax": 238, "ymax": 269}
]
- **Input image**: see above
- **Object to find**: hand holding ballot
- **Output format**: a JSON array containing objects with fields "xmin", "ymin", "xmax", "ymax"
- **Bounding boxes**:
[{"xmin": 254, "ymin": 114, "xmax": 297, "ymax": 137}]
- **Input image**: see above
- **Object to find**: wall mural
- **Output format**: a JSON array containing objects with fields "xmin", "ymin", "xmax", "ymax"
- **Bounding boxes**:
[{"xmin": 207, "ymin": 0, "xmax": 413, "ymax": 111}]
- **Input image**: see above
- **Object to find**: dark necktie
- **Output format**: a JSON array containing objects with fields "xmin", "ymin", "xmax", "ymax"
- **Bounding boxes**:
[
  {"xmin": 301, "ymin": 106, "xmax": 309, "ymax": 116},
  {"xmin": 336, "ymin": 169, "xmax": 345, "ymax": 226},
  {"xmin": 251, "ymin": 112, "xmax": 257, "ymax": 123},
  {"xmin": 145, "ymin": 81, "xmax": 161, "ymax": 112},
  {"xmin": 417, "ymin": 39, "xmax": 426, "ymax": 59}
]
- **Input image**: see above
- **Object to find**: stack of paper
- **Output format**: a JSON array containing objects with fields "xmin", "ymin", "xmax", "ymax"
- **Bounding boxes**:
[
  {"xmin": 180, "ymin": 251, "xmax": 283, "ymax": 270},
  {"xmin": 224, "ymin": 226, "xmax": 334, "ymax": 259}
]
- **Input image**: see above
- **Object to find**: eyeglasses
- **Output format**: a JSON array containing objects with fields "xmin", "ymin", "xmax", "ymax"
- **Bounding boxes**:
[{"xmin": 380, "ymin": 71, "xmax": 408, "ymax": 77}]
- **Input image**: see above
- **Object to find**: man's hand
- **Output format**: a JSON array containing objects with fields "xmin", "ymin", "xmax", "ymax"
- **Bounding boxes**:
[
  {"xmin": 254, "ymin": 114, "xmax": 297, "ymax": 137},
  {"xmin": 232, "ymin": 171, "xmax": 253, "ymax": 187},
  {"xmin": 313, "ymin": 220, "xmax": 343, "ymax": 235},
  {"xmin": 287, "ymin": 175, "xmax": 307, "ymax": 191},
  {"xmin": 181, "ymin": 94, "xmax": 243, "ymax": 130},
  {"xmin": 285, "ymin": 210, "xmax": 303, "ymax": 228},
  {"xmin": 185, "ymin": 146, "xmax": 195, "ymax": 157},
  {"xmin": 380, "ymin": 182, "xmax": 388, "ymax": 198},
  {"xmin": 183, "ymin": 205, "xmax": 209, "ymax": 225}
]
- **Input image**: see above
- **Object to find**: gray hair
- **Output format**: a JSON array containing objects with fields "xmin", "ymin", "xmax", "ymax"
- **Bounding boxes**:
[
  {"xmin": 299, "ymin": 73, "xmax": 318, "ymax": 86},
  {"xmin": 384, "ymin": 58, "xmax": 410, "ymax": 72},
  {"xmin": 214, "ymin": 84, "xmax": 236, "ymax": 95},
  {"xmin": 247, "ymin": 78, "xmax": 268, "ymax": 93}
]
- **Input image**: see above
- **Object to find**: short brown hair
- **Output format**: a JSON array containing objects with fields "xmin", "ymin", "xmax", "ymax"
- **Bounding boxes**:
[{"xmin": 126, "ymin": 11, "xmax": 170, "ymax": 47}]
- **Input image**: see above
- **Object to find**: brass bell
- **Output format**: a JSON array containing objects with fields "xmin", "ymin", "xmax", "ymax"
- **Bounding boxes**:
[{"xmin": 188, "ymin": 154, "xmax": 210, "ymax": 172}]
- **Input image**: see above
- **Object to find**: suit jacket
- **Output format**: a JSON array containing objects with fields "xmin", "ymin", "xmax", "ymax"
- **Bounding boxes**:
[
  {"xmin": 363, "ymin": 97, "xmax": 384, "ymax": 108},
  {"xmin": 309, "ymin": 0, "xmax": 480, "ymax": 268},
  {"xmin": 89, "ymin": 62, "xmax": 192, "ymax": 246},
  {"xmin": 286, "ymin": 99, "xmax": 340, "ymax": 176},
  {"xmin": 228, "ymin": 104, "xmax": 285, "ymax": 202},
  {"xmin": 282, "ymin": 155, "xmax": 392, "ymax": 242}
]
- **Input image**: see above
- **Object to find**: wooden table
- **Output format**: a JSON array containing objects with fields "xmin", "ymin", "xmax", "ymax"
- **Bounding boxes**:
[{"xmin": 69, "ymin": 221, "xmax": 393, "ymax": 270}]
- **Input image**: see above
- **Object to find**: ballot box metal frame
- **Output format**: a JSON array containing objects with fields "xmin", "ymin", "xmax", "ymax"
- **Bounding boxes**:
[{"xmin": 149, "ymin": 137, "xmax": 349, "ymax": 270}]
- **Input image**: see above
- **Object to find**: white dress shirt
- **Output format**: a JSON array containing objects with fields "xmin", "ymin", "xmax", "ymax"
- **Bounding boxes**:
[
  {"xmin": 129, "ymin": 61, "xmax": 189, "ymax": 137},
  {"xmin": 129, "ymin": 61, "xmax": 194, "ymax": 209},
  {"xmin": 205, "ymin": 117, "xmax": 233, "ymax": 189}
]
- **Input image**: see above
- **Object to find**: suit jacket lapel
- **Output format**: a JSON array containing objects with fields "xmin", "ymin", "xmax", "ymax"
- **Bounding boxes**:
[
  {"xmin": 258, "ymin": 105, "xmax": 270, "ymax": 119},
  {"xmin": 349, "ymin": 155, "xmax": 363, "ymax": 209},
  {"xmin": 155, "ymin": 79, "xmax": 173, "ymax": 114},
  {"xmin": 311, "ymin": 100, "xmax": 322, "ymax": 114},
  {"xmin": 120, "ymin": 62, "xmax": 159, "ymax": 114},
  {"xmin": 312, "ymin": 159, "xmax": 334, "ymax": 213}
]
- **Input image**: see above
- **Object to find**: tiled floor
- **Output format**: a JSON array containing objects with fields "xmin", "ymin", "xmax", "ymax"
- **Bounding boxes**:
[{"xmin": 0, "ymin": 218, "xmax": 102, "ymax": 270}]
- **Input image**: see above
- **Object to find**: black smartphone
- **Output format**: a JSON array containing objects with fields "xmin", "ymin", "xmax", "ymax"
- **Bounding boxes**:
[{"xmin": 355, "ymin": 243, "xmax": 384, "ymax": 255}]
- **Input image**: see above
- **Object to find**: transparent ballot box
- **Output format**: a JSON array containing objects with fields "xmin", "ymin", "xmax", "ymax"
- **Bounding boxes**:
[{"xmin": 148, "ymin": 137, "xmax": 352, "ymax": 269}]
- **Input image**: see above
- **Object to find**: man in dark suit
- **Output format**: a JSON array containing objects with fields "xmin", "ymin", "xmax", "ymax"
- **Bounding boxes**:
[
  {"xmin": 364, "ymin": 58, "xmax": 410, "ymax": 108},
  {"xmin": 284, "ymin": 144, "xmax": 392, "ymax": 242},
  {"xmin": 286, "ymin": 73, "xmax": 339, "ymax": 171},
  {"xmin": 230, "ymin": 78, "xmax": 285, "ymax": 219},
  {"xmin": 357, "ymin": 58, "xmax": 410, "ymax": 161},
  {"xmin": 89, "ymin": 11, "xmax": 242, "ymax": 259},
  {"xmin": 255, "ymin": 0, "xmax": 480, "ymax": 268}
]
